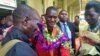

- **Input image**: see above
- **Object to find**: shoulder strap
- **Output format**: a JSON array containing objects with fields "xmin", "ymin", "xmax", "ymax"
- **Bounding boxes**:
[{"xmin": 0, "ymin": 39, "xmax": 21, "ymax": 56}]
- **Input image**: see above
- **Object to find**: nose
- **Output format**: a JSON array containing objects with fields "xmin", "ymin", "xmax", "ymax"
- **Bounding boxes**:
[
  {"xmin": 51, "ymin": 17, "xmax": 55, "ymax": 22},
  {"xmin": 63, "ymin": 14, "xmax": 66, "ymax": 17}
]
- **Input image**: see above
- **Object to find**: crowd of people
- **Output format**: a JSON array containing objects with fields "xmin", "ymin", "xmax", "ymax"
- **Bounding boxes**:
[{"xmin": 0, "ymin": 1, "xmax": 100, "ymax": 56}]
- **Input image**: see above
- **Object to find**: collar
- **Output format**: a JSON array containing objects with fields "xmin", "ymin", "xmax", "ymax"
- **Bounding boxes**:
[
  {"xmin": 59, "ymin": 21, "xmax": 67, "ymax": 25},
  {"xmin": 89, "ymin": 21, "xmax": 100, "ymax": 32}
]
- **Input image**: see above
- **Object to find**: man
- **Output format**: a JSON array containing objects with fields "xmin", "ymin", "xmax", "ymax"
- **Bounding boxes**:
[
  {"xmin": 35, "ymin": 6, "xmax": 70, "ymax": 56},
  {"xmin": 3, "ymin": 15, "xmax": 13, "ymax": 37},
  {"xmin": 79, "ymin": 1, "xmax": 100, "ymax": 55},
  {"xmin": 73, "ymin": 15, "xmax": 80, "ymax": 31},
  {"xmin": 1, "ymin": 4, "xmax": 40, "ymax": 56},
  {"xmin": 57, "ymin": 10, "xmax": 79, "ymax": 54}
]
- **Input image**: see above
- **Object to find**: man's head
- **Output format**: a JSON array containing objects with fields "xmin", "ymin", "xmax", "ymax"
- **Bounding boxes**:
[
  {"xmin": 41, "ymin": 14, "xmax": 46, "ymax": 24},
  {"xmin": 13, "ymin": 4, "xmax": 40, "ymax": 37},
  {"xmin": 85, "ymin": 1, "xmax": 100, "ymax": 27},
  {"xmin": 59, "ymin": 10, "xmax": 68, "ymax": 22},
  {"xmin": 45, "ymin": 6, "xmax": 58, "ymax": 28},
  {"xmin": 74, "ymin": 15, "xmax": 79, "ymax": 23}
]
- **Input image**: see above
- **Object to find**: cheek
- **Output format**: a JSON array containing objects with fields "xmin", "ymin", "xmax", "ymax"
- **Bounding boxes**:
[
  {"xmin": 27, "ymin": 24, "xmax": 33, "ymax": 31},
  {"xmin": 31, "ymin": 21, "xmax": 39, "ymax": 32},
  {"xmin": 60, "ymin": 15, "xmax": 63, "ymax": 18},
  {"xmin": 66, "ymin": 15, "xmax": 68, "ymax": 18},
  {"xmin": 26, "ymin": 21, "xmax": 34, "ymax": 30}
]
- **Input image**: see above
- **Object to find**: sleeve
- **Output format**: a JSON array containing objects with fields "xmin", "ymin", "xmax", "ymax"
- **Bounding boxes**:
[
  {"xmin": 6, "ymin": 42, "xmax": 38, "ymax": 56},
  {"xmin": 71, "ymin": 23, "xmax": 79, "ymax": 32}
]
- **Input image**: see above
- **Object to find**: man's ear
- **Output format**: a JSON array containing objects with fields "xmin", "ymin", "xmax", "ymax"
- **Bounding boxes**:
[{"xmin": 23, "ymin": 16, "xmax": 29, "ymax": 25}]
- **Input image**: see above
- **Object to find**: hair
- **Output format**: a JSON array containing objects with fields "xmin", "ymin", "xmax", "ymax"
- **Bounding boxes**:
[
  {"xmin": 59, "ymin": 10, "xmax": 68, "ymax": 14},
  {"xmin": 12, "ymin": 4, "xmax": 35, "ymax": 24},
  {"xmin": 46, "ymin": 6, "xmax": 57, "ymax": 15},
  {"xmin": 75, "ymin": 15, "xmax": 79, "ymax": 19},
  {"xmin": 85, "ymin": 1, "xmax": 100, "ymax": 14},
  {"xmin": 5, "ymin": 15, "xmax": 12, "ymax": 21}
]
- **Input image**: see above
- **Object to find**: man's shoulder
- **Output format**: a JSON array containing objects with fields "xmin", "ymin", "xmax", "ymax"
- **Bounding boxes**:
[
  {"xmin": 6, "ymin": 41, "xmax": 38, "ymax": 56},
  {"xmin": 67, "ymin": 21, "xmax": 73, "ymax": 25},
  {"xmin": 15, "ymin": 41, "xmax": 29, "ymax": 47}
]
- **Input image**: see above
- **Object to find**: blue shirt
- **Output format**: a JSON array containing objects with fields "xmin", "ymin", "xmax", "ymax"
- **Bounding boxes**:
[{"xmin": 59, "ymin": 21, "xmax": 72, "ymax": 39}]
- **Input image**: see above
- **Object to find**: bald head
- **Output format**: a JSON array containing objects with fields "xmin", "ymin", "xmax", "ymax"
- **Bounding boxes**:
[
  {"xmin": 13, "ymin": 4, "xmax": 39, "ymax": 24},
  {"xmin": 59, "ymin": 10, "xmax": 68, "ymax": 14},
  {"xmin": 46, "ymin": 6, "xmax": 57, "ymax": 15},
  {"xmin": 12, "ymin": 4, "xmax": 40, "ymax": 37}
]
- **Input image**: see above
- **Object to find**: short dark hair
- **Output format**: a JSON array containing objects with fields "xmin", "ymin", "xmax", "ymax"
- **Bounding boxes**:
[
  {"xmin": 75, "ymin": 15, "xmax": 79, "ymax": 19},
  {"xmin": 85, "ymin": 1, "xmax": 100, "ymax": 14},
  {"xmin": 46, "ymin": 6, "xmax": 57, "ymax": 15},
  {"xmin": 12, "ymin": 4, "xmax": 34, "ymax": 24},
  {"xmin": 59, "ymin": 10, "xmax": 67, "ymax": 14}
]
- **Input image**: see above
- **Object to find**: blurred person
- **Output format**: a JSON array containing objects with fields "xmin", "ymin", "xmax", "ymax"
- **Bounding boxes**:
[
  {"xmin": 0, "ymin": 17, "xmax": 6, "ymax": 41},
  {"xmin": 0, "ymin": 28, "xmax": 3, "ymax": 41},
  {"xmin": 41, "ymin": 14, "xmax": 46, "ymax": 27},
  {"xmin": 57, "ymin": 10, "xmax": 79, "ymax": 55},
  {"xmin": 1, "ymin": 4, "xmax": 40, "ymax": 56},
  {"xmin": 73, "ymin": 15, "xmax": 80, "ymax": 31},
  {"xmin": 79, "ymin": 1, "xmax": 100, "ymax": 55},
  {"xmin": 73, "ymin": 16, "xmax": 80, "ymax": 55},
  {"xmin": 0, "ymin": 17, "xmax": 6, "ymax": 31},
  {"xmin": 3, "ymin": 15, "xmax": 13, "ymax": 37},
  {"xmin": 5, "ymin": 15, "xmax": 13, "ymax": 28},
  {"xmin": 41, "ymin": 14, "xmax": 46, "ymax": 24}
]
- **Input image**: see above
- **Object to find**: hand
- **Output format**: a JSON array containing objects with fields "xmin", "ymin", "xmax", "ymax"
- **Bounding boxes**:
[{"xmin": 81, "ymin": 36, "xmax": 98, "ymax": 46}]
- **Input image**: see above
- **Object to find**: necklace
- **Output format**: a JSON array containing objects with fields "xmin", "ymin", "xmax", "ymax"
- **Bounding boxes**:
[
  {"xmin": 44, "ymin": 27, "xmax": 63, "ymax": 42},
  {"xmin": 38, "ymin": 23, "xmax": 70, "ymax": 50}
]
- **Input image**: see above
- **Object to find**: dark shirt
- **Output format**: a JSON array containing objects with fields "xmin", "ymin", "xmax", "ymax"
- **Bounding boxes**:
[
  {"xmin": 2, "ymin": 27, "xmax": 38, "ymax": 56},
  {"xmin": 0, "ymin": 28, "xmax": 3, "ymax": 35},
  {"xmin": 73, "ymin": 22, "xmax": 79, "ymax": 32},
  {"xmin": 6, "ymin": 42, "xmax": 37, "ymax": 56},
  {"xmin": 57, "ymin": 21, "xmax": 79, "ymax": 53}
]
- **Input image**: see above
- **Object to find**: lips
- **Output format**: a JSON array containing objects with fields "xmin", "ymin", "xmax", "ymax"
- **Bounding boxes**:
[
  {"xmin": 51, "ymin": 22, "xmax": 55, "ymax": 24},
  {"xmin": 49, "ymin": 22, "xmax": 55, "ymax": 25}
]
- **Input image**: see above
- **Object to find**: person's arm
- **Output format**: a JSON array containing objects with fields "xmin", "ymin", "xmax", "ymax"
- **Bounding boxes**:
[
  {"xmin": 81, "ymin": 36, "xmax": 100, "ymax": 52},
  {"xmin": 6, "ymin": 42, "xmax": 38, "ymax": 56}
]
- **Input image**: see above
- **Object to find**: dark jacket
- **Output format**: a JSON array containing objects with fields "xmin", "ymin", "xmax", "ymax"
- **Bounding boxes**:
[
  {"xmin": 2, "ymin": 27, "xmax": 38, "ymax": 56},
  {"xmin": 57, "ymin": 21, "xmax": 79, "ymax": 53}
]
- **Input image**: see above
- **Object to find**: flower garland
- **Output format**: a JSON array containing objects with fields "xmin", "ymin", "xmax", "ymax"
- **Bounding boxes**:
[
  {"xmin": 43, "ymin": 25, "xmax": 63, "ymax": 42},
  {"xmin": 37, "ymin": 23, "xmax": 70, "ymax": 50}
]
